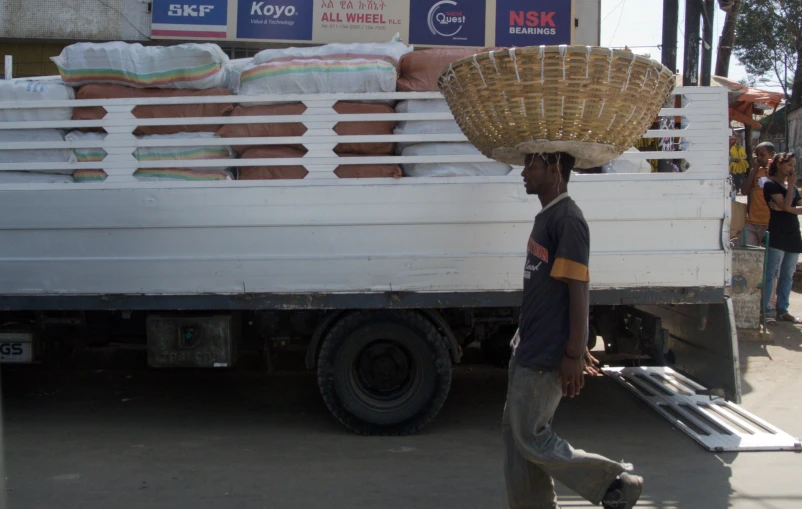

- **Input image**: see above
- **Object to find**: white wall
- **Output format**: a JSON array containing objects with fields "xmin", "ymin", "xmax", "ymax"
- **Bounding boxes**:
[
  {"xmin": 0, "ymin": 0, "xmax": 150, "ymax": 41},
  {"xmin": 574, "ymin": 0, "xmax": 601, "ymax": 46}
]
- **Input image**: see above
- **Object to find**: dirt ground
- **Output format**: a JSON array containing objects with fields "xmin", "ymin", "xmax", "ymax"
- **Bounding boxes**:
[{"xmin": 1, "ymin": 299, "xmax": 800, "ymax": 508}]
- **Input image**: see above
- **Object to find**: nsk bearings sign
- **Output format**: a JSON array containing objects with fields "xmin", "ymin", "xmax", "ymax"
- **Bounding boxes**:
[
  {"xmin": 151, "ymin": 0, "xmax": 577, "ymax": 47},
  {"xmin": 494, "ymin": 0, "xmax": 571, "ymax": 46}
]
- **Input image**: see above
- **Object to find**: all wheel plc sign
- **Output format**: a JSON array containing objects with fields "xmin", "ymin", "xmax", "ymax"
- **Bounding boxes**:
[{"xmin": 151, "ymin": 0, "xmax": 584, "ymax": 47}]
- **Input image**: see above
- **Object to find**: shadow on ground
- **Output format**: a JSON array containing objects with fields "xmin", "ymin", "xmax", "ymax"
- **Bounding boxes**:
[{"xmin": 0, "ymin": 359, "xmax": 740, "ymax": 509}]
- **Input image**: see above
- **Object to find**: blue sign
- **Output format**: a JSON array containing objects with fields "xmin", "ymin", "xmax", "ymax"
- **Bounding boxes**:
[
  {"xmin": 408, "ymin": 0, "xmax": 486, "ymax": 47},
  {"xmin": 494, "ymin": 0, "xmax": 571, "ymax": 47},
  {"xmin": 236, "ymin": 0, "xmax": 314, "ymax": 40},
  {"xmin": 152, "ymin": 0, "xmax": 228, "ymax": 26}
]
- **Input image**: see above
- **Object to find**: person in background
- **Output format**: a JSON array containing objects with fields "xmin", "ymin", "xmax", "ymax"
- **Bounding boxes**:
[
  {"xmin": 763, "ymin": 152, "xmax": 801, "ymax": 324},
  {"xmin": 742, "ymin": 142, "xmax": 777, "ymax": 246},
  {"xmin": 729, "ymin": 137, "xmax": 749, "ymax": 190}
]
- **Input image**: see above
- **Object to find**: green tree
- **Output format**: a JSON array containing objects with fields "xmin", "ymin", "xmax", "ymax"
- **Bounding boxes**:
[{"xmin": 733, "ymin": 0, "xmax": 802, "ymax": 108}]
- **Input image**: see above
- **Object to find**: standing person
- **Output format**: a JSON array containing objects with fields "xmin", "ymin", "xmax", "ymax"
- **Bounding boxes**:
[
  {"xmin": 504, "ymin": 152, "xmax": 643, "ymax": 509},
  {"xmin": 763, "ymin": 152, "xmax": 801, "ymax": 324},
  {"xmin": 742, "ymin": 142, "xmax": 776, "ymax": 246},
  {"xmin": 729, "ymin": 136, "xmax": 749, "ymax": 191}
]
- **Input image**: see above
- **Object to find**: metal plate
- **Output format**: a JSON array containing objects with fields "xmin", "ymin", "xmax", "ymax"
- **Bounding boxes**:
[
  {"xmin": 0, "ymin": 339, "xmax": 34, "ymax": 363},
  {"xmin": 603, "ymin": 366, "xmax": 802, "ymax": 452}
]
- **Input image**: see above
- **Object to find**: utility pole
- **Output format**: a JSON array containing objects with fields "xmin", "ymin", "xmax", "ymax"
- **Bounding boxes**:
[
  {"xmin": 683, "ymin": 0, "xmax": 702, "ymax": 87},
  {"xmin": 701, "ymin": 0, "xmax": 715, "ymax": 86},
  {"xmin": 661, "ymin": 0, "xmax": 679, "ymax": 73},
  {"xmin": 715, "ymin": 0, "xmax": 741, "ymax": 77},
  {"xmin": 659, "ymin": 0, "xmax": 680, "ymax": 173}
]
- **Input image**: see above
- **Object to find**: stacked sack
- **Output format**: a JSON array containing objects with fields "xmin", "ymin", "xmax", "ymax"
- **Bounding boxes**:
[
  {"xmin": 68, "ymin": 132, "xmax": 233, "ymax": 183},
  {"xmin": 53, "ymin": 42, "xmax": 234, "ymax": 181},
  {"xmin": 394, "ymin": 48, "xmax": 512, "ymax": 177},
  {"xmin": 0, "ymin": 80, "xmax": 76, "ymax": 183},
  {"xmin": 228, "ymin": 37, "xmax": 412, "ymax": 179}
]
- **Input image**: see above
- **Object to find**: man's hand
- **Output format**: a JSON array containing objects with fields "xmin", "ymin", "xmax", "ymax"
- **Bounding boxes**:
[
  {"xmin": 584, "ymin": 348, "xmax": 601, "ymax": 376},
  {"xmin": 559, "ymin": 355, "xmax": 585, "ymax": 398}
]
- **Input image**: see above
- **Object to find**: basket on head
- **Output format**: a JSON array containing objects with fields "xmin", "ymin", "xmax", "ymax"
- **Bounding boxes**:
[{"xmin": 437, "ymin": 46, "xmax": 675, "ymax": 169}]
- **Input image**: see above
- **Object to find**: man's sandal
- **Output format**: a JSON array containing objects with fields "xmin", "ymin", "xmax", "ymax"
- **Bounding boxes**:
[{"xmin": 778, "ymin": 314, "xmax": 802, "ymax": 324}]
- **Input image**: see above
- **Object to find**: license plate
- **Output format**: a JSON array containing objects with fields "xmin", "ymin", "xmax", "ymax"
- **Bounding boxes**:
[{"xmin": 0, "ymin": 340, "xmax": 34, "ymax": 363}]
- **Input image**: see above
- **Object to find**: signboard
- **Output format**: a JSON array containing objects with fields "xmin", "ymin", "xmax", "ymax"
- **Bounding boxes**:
[
  {"xmin": 408, "ymin": 0, "xmax": 487, "ymax": 47},
  {"xmin": 151, "ymin": 0, "xmax": 229, "ymax": 38},
  {"xmin": 494, "ymin": 0, "xmax": 572, "ymax": 47},
  {"xmin": 315, "ymin": 0, "xmax": 407, "ymax": 45},
  {"xmin": 151, "ymin": 0, "xmax": 577, "ymax": 47},
  {"xmin": 236, "ymin": 0, "xmax": 314, "ymax": 40}
]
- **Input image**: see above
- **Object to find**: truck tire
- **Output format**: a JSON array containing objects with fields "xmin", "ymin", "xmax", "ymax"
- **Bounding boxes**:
[{"xmin": 316, "ymin": 310, "xmax": 452, "ymax": 435}]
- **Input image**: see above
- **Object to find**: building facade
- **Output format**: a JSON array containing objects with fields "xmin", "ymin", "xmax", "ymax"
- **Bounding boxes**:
[{"xmin": 0, "ymin": 0, "xmax": 600, "ymax": 78}]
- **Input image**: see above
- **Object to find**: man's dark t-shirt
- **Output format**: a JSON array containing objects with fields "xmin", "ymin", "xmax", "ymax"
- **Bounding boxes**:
[
  {"xmin": 511, "ymin": 194, "xmax": 591, "ymax": 370},
  {"xmin": 763, "ymin": 180, "xmax": 802, "ymax": 253}
]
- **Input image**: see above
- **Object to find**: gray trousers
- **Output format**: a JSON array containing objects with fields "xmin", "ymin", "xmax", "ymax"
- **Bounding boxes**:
[{"xmin": 503, "ymin": 357, "xmax": 629, "ymax": 508}]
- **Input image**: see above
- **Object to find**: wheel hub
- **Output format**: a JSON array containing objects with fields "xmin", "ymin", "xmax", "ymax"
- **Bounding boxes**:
[{"xmin": 357, "ymin": 341, "xmax": 412, "ymax": 395}]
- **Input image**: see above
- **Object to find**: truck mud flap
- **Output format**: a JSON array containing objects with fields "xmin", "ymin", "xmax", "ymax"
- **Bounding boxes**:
[
  {"xmin": 637, "ymin": 300, "xmax": 740, "ymax": 402},
  {"xmin": 603, "ymin": 366, "xmax": 802, "ymax": 452}
]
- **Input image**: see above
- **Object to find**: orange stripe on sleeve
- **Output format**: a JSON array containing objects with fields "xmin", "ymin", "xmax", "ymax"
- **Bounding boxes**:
[{"xmin": 551, "ymin": 258, "xmax": 590, "ymax": 283}]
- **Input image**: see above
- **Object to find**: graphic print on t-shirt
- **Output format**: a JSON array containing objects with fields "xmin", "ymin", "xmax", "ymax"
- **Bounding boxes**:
[
  {"xmin": 514, "ymin": 196, "xmax": 592, "ymax": 369},
  {"xmin": 524, "ymin": 236, "xmax": 549, "ymax": 280}
]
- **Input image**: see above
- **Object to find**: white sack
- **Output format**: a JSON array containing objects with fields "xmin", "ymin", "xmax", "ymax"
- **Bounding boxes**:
[
  {"xmin": 253, "ymin": 36, "xmax": 411, "ymax": 65},
  {"xmin": 238, "ymin": 58, "xmax": 397, "ymax": 97},
  {"xmin": 0, "ymin": 130, "xmax": 72, "ymax": 174},
  {"xmin": 0, "ymin": 80, "xmax": 74, "ymax": 122},
  {"xmin": 401, "ymin": 143, "xmax": 512, "ymax": 177},
  {"xmin": 52, "ymin": 42, "xmax": 230, "ymax": 90}
]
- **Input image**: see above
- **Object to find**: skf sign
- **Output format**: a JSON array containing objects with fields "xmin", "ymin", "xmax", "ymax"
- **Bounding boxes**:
[
  {"xmin": 167, "ymin": 4, "xmax": 216, "ymax": 16},
  {"xmin": 151, "ymin": 0, "xmax": 228, "ymax": 39},
  {"xmin": 495, "ymin": 0, "xmax": 570, "ymax": 46}
]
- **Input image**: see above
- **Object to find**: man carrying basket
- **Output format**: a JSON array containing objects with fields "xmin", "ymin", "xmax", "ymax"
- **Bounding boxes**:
[
  {"xmin": 437, "ymin": 46, "xmax": 675, "ymax": 508},
  {"xmin": 504, "ymin": 152, "xmax": 643, "ymax": 509}
]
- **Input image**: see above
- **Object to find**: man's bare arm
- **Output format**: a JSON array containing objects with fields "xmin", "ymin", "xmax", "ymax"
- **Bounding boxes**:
[{"xmin": 559, "ymin": 279, "xmax": 589, "ymax": 398}]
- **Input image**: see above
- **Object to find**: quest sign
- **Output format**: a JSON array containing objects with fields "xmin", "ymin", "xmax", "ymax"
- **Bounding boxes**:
[{"xmin": 151, "ymin": 0, "xmax": 575, "ymax": 47}]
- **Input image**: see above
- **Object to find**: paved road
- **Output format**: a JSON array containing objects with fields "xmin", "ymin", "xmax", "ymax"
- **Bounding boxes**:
[{"xmin": 2, "ymin": 322, "xmax": 801, "ymax": 508}]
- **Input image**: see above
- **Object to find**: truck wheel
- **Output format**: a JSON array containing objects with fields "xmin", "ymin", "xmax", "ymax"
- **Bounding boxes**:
[{"xmin": 316, "ymin": 310, "xmax": 452, "ymax": 436}]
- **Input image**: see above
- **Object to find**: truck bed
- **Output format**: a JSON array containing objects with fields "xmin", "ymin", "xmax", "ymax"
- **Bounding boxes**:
[{"xmin": 0, "ymin": 87, "xmax": 730, "ymax": 308}]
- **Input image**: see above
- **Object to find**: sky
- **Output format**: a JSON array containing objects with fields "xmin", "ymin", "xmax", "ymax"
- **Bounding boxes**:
[{"xmin": 599, "ymin": 0, "xmax": 785, "ymax": 93}]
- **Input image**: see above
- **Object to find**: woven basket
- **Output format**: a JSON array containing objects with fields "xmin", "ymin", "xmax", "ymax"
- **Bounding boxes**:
[{"xmin": 437, "ymin": 46, "xmax": 675, "ymax": 168}]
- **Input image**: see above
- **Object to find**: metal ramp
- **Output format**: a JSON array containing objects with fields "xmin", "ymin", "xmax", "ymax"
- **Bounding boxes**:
[{"xmin": 603, "ymin": 366, "xmax": 802, "ymax": 452}]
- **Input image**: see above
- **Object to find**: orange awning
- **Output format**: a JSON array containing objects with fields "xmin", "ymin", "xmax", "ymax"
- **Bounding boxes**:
[{"xmin": 729, "ymin": 107, "xmax": 763, "ymax": 128}]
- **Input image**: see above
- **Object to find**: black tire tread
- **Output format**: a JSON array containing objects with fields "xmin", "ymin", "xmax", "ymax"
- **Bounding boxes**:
[{"xmin": 316, "ymin": 310, "xmax": 452, "ymax": 436}]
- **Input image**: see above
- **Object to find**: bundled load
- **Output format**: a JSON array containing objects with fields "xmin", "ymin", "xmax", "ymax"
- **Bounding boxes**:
[
  {"xmin": 0, "ymin": 172, "xmax": 73, "ymax": 184},
  {"xmin": 0, "ymin": 80, "xmax": 75, "ymax": 122},
  {"xmin": 438, "ymin": 46, "xmax": 675, "ymax": 168},
  {"xmin": 52, "ymin": 42, "xmax": 230, "ymax": 90},
  {"xmin": 400, "ymin": 143, "xmax": 511, "ymax": 177},
  {"xmin": 67, "ymin": 131, "xmax": 233, "ymax": 182},
  {"xmin": 397, "ymin": 48, "xmax": 485, "ymax": 92},
  {"xmin": 0, "ymin": 81, "xmax": 75, "ymax": 182},
  {"xmin": 72, "ymin": 84, "xmax": 233, "ymax": 135},
  {"xmin": 252, "ymin": 37, "xmax": 412, "ymax": 66},
  {"xmin": 238, "ymin": 59, "xmax": 397, "ymax": 97},
  {"xmin": 237, "ymin": 37, "xmax": 410, "ymax": 97},
  {"xmin": 217, "ymin": 102, "xmax": 396, "ymax": 155},
  {"xmin": 238, "ymin": 147, "xmax": 401, "ymax": 180},
  {"xmin": 0, "ymin": 129, "xmax": 73, "ymax": 172},
  {"xmin": 393, "ymin": 99, "xmax": 463, "ymax": 153}
]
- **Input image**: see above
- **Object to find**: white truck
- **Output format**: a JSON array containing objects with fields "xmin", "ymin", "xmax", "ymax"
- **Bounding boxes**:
[{"xmin": 0, "ymin": 85, "xmax": 737, "ymax": 435}]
